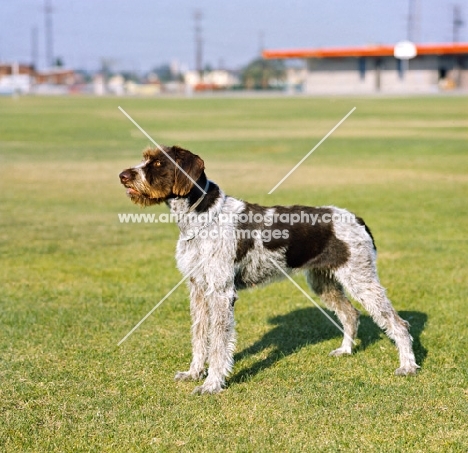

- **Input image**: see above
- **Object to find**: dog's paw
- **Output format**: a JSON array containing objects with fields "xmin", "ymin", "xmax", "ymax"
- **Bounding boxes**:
[
  {"xmin": 174, "ymin": 370, "xmax": 205, "ymax": 382},
  {"xmin": 395, "ymin": 364, "xmax": 420, "ymax": 376},
  {"xmin": 329, "ymin": 347, "xmax": 352, "ymax": 357},
  {"xmin": 192, "ymin": 380, "xmax": 223, "ymax": 395},
  {"xmin": 174, "ymin": 371, "xmax": 193, "ymax": 381}
]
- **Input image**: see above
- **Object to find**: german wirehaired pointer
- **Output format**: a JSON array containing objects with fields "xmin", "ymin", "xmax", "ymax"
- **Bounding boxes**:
[{"xmin": 119, "ymin": 146, "xmax": 419, "ymax": 394}]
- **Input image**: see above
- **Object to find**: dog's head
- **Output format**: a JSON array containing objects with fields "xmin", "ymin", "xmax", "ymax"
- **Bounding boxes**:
[{"xmin": 119, "ymin": 146, "xmax": 205, "ymax": 206}]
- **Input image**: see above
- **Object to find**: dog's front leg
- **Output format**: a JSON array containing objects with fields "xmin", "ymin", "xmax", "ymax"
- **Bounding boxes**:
[
  {"xmin": 193, "ymin": 289, "xmax": 236, "ymax": 395},
  {"xmin": 175, "ymin": 281, "xmax": 209, "ymax": 382}
]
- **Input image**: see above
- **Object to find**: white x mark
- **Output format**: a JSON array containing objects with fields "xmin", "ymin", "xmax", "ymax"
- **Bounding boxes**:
[
  {"xmin": 117, "ymin": 260, "xmax": 206, "ymax": 346},
  {"xmin": 118, "ymin": 106, "xmax": 207, "ymax": 194},
  {"xmin": 268, "ymin": 107, "xmax": 356, "ymax": 194},
  {"xmin": 269, "ymin": 259, "xmax": 356, "ymax": 345}
]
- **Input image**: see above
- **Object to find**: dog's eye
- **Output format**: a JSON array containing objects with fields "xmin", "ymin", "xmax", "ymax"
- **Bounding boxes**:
[{"xmin": 153, "ymin": 160, "xmax": 161, "ymax": 167}]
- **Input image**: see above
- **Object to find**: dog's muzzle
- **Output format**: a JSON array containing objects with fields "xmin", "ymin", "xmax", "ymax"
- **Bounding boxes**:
[
  {"xmin": 119, "ymin": 170, "xmax": 133, "ymax": 185},
  {"xmin": 119, "ymin": 170, "xmax": 140, "ymax": 196}
]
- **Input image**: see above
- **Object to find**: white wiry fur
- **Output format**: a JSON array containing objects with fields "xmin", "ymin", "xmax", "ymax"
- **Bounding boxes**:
[
  {"xmin": 331, "ymin": 209, "xmax": 419, "ymax": 374},
  {"xmin": 169, "ymin": 191, "xmax": 419, "ymax": 394}
]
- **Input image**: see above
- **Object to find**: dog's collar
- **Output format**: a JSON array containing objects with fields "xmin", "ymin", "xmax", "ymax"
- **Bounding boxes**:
[{"xmin": 187, "ymin": 179, "xmax": 210, "ymax": 213}]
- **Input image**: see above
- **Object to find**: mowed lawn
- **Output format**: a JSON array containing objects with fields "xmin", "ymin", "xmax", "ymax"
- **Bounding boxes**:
[{"xmin": 0, "ymin": 95, "xmax": 467, "ymax": 452}]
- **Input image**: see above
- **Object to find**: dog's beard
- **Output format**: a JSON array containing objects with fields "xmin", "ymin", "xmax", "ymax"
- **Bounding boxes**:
[
  {"xmin": 124, "ymin": 184, "xmax": 170, "ymax": 207},
  {"xmin": 127, "ymin": 192, "xmax": 162, "ymax": 206}
]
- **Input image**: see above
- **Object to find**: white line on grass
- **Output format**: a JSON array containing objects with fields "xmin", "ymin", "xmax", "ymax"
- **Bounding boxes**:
[
  {"xmin": 118, "ymin": 106, "xmax": 206, "ymax": 194},
  {"xmin": 268, "ymin": 258, "xmax": 356, "ymax": 345},
  {"xmin": 117, "ymin": 260, "xmax": 206, "ymax": 346},
  {"xmin": 268, "ymin": 106, "xmax": 356, "ymax": 194}
]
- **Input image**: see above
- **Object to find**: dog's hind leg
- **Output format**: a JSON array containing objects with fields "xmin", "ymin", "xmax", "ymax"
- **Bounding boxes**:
[
  {"xmin": 192, "ymin": 288, "xmax": 237, "ymax": 395},
  {"xmin": 306, "ymin": 269, "xmax": 360, "ymax": 356},
  {"xmin": 335, "ymin": 266, "xmax": 419, "ymax": 375},
  {"xmin": 175, "ymin": 281, "xmax": 209, "ymax": 382}
]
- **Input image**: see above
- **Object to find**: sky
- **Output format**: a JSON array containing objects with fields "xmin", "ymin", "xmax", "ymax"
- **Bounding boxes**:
[{"xmin": 0, "ymin": 0, "xmax": 465, "ymax": 72}]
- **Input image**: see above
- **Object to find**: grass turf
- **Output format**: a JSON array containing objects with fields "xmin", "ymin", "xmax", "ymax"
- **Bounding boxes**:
[{"xmin": 0, "ymin": 95, "xmax": 467, "ymax": 452}]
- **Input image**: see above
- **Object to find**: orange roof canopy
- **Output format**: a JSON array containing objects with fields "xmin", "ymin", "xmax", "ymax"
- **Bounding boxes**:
[{"xmin": 262, "ymin": 43, "xmax": 468, "ymax": 59}]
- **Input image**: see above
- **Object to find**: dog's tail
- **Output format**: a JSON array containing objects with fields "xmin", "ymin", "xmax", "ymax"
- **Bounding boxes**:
[{"xmin": 355, "ymin": 216, "xmax": 377, "ymax": 252}]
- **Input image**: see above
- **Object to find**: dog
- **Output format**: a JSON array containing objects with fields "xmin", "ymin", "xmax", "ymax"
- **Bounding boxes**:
[{"xmin": 119, "ymin": 145, "xmax": 419, "ymax": 394}]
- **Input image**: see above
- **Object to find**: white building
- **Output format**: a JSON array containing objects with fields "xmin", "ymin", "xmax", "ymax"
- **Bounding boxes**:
[
  {"xmin": 0, "ymin": 63, "xmax": 34, "ymax": 94},
  {"xmin": 263, "ymin": 43, "xmax": 468, "ymax": 94},
  {"xmin": 184, "ymin": 70, "xmax": 240, "ymax": 90}
]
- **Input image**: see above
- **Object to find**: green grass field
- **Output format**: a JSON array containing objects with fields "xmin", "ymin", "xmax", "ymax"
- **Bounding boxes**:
[{"xmin": 0, "ymin": 94, "xmax": 467, "ymax": 452}]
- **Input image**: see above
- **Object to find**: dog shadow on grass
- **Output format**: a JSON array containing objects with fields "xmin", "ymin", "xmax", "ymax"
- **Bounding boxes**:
[{"xmin": 230, "ymin": 308, "xmax": 427, "ymax": 385}]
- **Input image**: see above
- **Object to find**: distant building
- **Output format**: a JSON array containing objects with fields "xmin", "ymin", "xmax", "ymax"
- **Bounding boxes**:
[
  {"xmin": 0, "ymin": 63, "xmax": 35, "ymax": 77},
  {"xmin": 35, "ymin": 68, "xmax": 77, "ymax": 85},
  {"xmin": 107, "ymin": 75, "xmax": 125, "ymax": 95},
  {"xmin": 125, "ymin": 80, "xmax": 161, "ymax": 96},
  {"xmin": 285, "ymin": 67, "xmax": 308, "ymax": 93},
  {"xmin": 0, "ymin": 63, "xmax": 35, "ymax": 94},
  {"xmin": 92, "ymin": 74, "xmax": 107, "ymax": 96},
  {"xmin": 0, "ymin": 63, "xmax": 80, "ymax": 95},
  {"xmin": 263, "ymin": 43, "xmax": 468, "ymax": 94},
  {"xmin": 184, "ymin": 69, "xmax": 240, "ymax": 91}
]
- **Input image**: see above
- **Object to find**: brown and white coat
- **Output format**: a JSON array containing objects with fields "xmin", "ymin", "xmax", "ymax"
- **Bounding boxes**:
[{"xmin": 119, "ymin": 145, "xmax": 419, "ymax": 394}]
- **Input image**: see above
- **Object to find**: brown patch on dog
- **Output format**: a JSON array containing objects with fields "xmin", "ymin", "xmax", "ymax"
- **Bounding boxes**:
[
  {"xmin": 266, "ymin": 206, "xmax": 350, "ymax": 269},
  {"xmin": 233, "ymin": 203, "xmax": 350, "ymax": 270},
  {"xmin": 171, "ymin": 146, "xmax": 205, "ymax": 197}
]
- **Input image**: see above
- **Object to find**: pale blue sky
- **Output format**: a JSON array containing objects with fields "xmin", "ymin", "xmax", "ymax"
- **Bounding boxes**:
[{"xmin": 0, "ymin": 0, "xmax": 464, "ymax": 71}]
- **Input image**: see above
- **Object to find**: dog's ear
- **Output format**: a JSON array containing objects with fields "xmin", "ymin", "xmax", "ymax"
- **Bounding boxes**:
[{"xmin": 172, "ymin": 146, "xmax": 205, "ymax": 196}]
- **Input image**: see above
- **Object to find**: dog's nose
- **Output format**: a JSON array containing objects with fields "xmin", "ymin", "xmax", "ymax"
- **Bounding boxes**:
[{"xmin": 119, "ymin": 170, "xmax": 132, "ymax": 183}]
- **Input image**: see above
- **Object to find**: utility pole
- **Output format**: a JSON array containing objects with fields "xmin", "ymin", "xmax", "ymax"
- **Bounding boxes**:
[
  {"xmin": 407, "ymin": 0, "xmax": 414, "ymax": 41},
  {"xmin": 31, "ymin": 26, "xmax": 39, "ymax": 70},
  {"xmin": 407, "ymin": 0, "xmax": 420, "ymax": 42},
  {"xmin": 194, "ymin": 10, "xmax": 203, "ymax": 80},
  {"xmin": 44, "ymin": 0, "xmax": 54, "ymax": 67},
  {"xmin": 453, "ymin": 5, "xmax": 464, "ymax": 88},
  {"xmin": 259, "ymin": 31, "xmax": 266, "ymax": 89},
  {"xmin": 258, "ymin": 31, "xmax": 264, "ymax": 55},
  {"xmin": 453, "ymin": 5, "xmax": 464, "ymax": 43}
]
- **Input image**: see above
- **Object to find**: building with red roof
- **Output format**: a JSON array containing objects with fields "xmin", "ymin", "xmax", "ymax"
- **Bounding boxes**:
[{"xmin": 263, "ymin": 43, "xmax": 468, "ymax": 94}]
